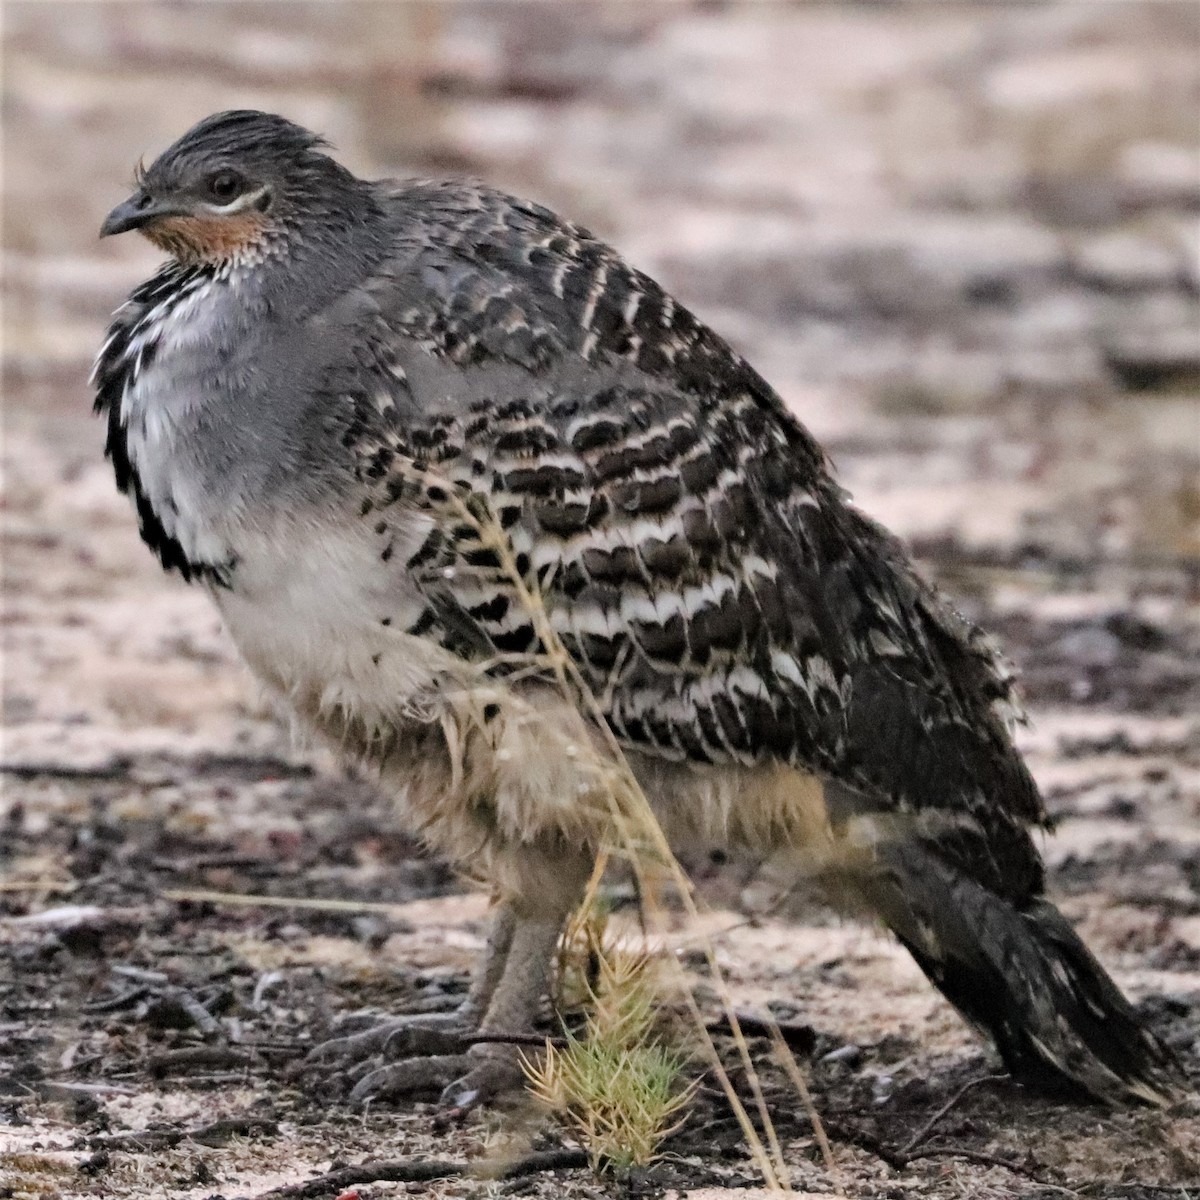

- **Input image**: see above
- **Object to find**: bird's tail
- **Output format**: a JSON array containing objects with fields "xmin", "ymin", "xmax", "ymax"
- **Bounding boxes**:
[{"xmin": 851, "ymin": 836, "xmax": 1181, "ymax": 1105}]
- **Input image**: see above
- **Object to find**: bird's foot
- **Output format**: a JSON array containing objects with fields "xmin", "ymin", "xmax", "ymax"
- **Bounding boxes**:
[
  {"xmin": 351, "ymin": 1046, "xmax": 527, "ymax": 1110},
  {"xmin": 303, "ymin": 1014, "xmax": 528, "ymax": 1109},
  {"xmin": 304, "ymin": 1011, "xmax": 469, "ymax": 1070}
]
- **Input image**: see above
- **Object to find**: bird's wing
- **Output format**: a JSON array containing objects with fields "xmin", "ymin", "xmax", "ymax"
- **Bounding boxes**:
[{"xmin": 313, "ymin": 180, "xmax": 1046, "ymax": 892}]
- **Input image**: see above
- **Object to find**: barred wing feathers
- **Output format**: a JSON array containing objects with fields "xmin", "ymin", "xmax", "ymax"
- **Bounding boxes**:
[{"xmin": 322, "ymin": 181, "xmax": 1046, "ymax": 892}]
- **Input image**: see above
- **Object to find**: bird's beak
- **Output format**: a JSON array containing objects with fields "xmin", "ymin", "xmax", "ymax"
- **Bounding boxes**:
[{"xmin": 100, "ymin": 192, "xmax": 175, "ymax": 238}]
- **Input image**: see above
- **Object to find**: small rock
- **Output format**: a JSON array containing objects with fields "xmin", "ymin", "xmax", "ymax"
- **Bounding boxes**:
[
  {"xmin": 1056, "ymin": 626, "xmax": 1121, "ymax": 668},
  {"xmin": 820, "ymin": 1042, "xmax": 863, "ymax": 1067}
]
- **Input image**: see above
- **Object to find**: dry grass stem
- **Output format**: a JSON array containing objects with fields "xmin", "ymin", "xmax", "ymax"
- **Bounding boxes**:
[
  {"xmin": 771, "ymin": 1028, "xmax": 844, "ymax": 1195},
  {"xmin": 160, "ymin": 887, "xmax": 414, "ymax": 917},
  {"xmin": 439, "ymin": 485, "xmax": 832, "ymax": 1192}
]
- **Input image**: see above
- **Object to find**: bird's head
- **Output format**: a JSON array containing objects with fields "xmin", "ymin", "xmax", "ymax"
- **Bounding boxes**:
[{"xmin": 100, "ymin": 110, "xmax": 363, "ymax": 266}]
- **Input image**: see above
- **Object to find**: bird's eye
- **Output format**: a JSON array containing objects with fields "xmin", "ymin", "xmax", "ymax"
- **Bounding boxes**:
[{"xmin": 207, "ymin": 171, "xmax": 245, "ymax": 203}]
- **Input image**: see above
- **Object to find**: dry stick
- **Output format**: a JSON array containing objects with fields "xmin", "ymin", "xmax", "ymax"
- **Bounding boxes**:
[
  {"xmin": 0, "ymin": 753, "xmax": 312, "ymax": 783},
  {"xmin": 824, "ymin": 1118, "xmax": 1077, "ymax": 1196},
  {"xmin": 174, "ymin": 988, "xmax": 224, "ymax": 1040},
  {"xmin": 900, "ymin": 1073, "xmax": 1007, "ymax": 1154},
  {"xmin": 85, "ymin": 1116, "xmax": 278, "ymax": 1152},
  {"xmin": 0, "ymin": 878, "xmax": 75, "ymax": 894},
  {"xmin": 252, "ymin": 1148, "xmax": 590, "ymax": 1199},
  {"xmin": 161, "ymin": 888, "xmax": 414, "ymax": 917},
  {"xmin": 770, "ymin": 1028, "xmax": 844, "ymax": 1197},
  {"xmin": 38, "ymin": 1080, "xmax": 140, "ymax": 1098},
  {"xmin": 907, "ymin": 1146, "xmax": 1078, "ymax": 1194},
  {"xmin": 460, "ymin": 494, "xmax": 794, "ymax": 1192},
  {"xmin": 705, "ymin": 1011, "xmax": 815, "ymax": 1053},
  {"xmin": 147, "ymin": 1046, "xmax": 259, "ymax": 1074}
]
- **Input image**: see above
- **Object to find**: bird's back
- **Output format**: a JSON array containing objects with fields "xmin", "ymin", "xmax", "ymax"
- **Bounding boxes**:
[{"xmin": 331, "ymin": 178, "xmax": 1048, "ymax": 886}]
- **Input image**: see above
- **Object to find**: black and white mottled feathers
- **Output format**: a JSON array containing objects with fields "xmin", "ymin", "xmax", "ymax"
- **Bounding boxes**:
[
  {"xmin": 92, "ymin": 262, "xmax": 229, "ymax": 583},
  {"xmin": 314, "ymin": 181, "xmax": 1047, "ymax": 896},
  {"xmin": 95, "ymin": 162, "xmax": 1182, "ymax": 1104}
]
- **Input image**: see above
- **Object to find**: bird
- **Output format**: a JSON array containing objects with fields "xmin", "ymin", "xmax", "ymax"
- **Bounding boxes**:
[{"xmin": 93, "ymin": 109, "xmax": 1179, "ymax": 1111}]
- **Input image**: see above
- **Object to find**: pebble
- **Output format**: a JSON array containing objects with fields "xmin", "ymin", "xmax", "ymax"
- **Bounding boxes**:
[{"xmin": 820, "ymin": 1042, "xmax": 863, "ymax": 1067}]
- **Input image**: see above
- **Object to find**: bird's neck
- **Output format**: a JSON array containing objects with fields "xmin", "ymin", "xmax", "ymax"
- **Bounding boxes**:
[{"xmin": 243, "ymin": 189, "xmax": 391, "ymax": 309}]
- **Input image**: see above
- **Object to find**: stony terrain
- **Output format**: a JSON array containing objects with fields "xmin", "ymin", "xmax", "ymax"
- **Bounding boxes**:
[{"xmin": 2, "ymin": 3, "xmax": 1198, "ymax": 1197}]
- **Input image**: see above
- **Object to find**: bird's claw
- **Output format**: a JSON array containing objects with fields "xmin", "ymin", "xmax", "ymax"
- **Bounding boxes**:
[
  {"xmin": 303, "ymin": 1013, "xmax": 527, "ymax": 1108},
  {"xmin": 344, "ymin": 1046, "xmax": 528, "ymax": 1110},
  {"xmin": 439, "ymin": 1053, "xmax": 527, "ymax": 1110},
  {"xmin": 304, "ymin": 1012, "xmax": 467, "ymax": 1070},
  {"xmin": 348, "ymin": 1052, "xmax": 475, "ymax": 1105}
]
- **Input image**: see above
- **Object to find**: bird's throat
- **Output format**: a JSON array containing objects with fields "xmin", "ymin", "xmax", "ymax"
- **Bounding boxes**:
[{"xmin": 142, "ymin": 212, "xmax": 271, "ymax": 267}]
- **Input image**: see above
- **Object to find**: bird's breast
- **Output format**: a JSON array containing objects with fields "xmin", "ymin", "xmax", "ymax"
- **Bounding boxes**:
[
  {"xmin": 212, "ymin": 510, "xmax": 455, "ymax": 730},
  {"xmin": 110, "ymin": 274, "xmax": 246, "ymax": 577}
]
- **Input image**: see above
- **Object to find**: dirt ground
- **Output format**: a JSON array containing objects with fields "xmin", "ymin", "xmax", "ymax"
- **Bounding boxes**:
[{"xmin": 4, "ymin": 3, "xmax": 1200, "ymax": 1197}]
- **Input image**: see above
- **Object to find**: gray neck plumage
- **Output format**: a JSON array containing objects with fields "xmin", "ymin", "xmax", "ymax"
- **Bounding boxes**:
[
  {"xmin": 95, "ymin": 172, "xmax": 392, "ymax": 586},
  {"xmin": 257, "ymin": 172, "xmax": 392, "ymax": 312}
]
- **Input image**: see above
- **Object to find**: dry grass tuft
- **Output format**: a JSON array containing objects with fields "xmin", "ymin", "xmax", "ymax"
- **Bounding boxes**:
[
  {"xmin": 525, "ymin": 932, "xmax": 694, "ymax": 1171},
  {"xmin": 436, "ymin": 478, "xmax": 848, "ymax": 1192}
]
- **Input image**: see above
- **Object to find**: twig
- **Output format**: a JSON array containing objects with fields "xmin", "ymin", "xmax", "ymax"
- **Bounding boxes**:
[
  {"xmin": 0, "ymin": 760, "xmax": 135, "ymax": 781},
  {"xmin": 820, "ymin": 1118, "xmax": 909, "ymax": 1170},
  {"xmin": 822, "ymin": 1118, "xmax": 1075, "ymax": 1194},
  {"xmin": 771, "ymin": 1027, "xmax": 845, "ymax": 1198},
  {"xmin": 82, "ymin": 985, "xmax": 150, "ymax": 1014},
  {"xmin": 151, "ymin": 853, "xmax": 274, "ymax": 872},
  {"xmin": 706, "ymin": 1011, "xmax": 816, "ymax": 1054},
  {"xmin": 0, "ymin": 878, "xmax": 75, "ymax": 894},
  {"xmin": 85, "ymin": 1116, "xmax": 277, "ymax": 1151},
  {"xmin": 2, "ymin": 904, "xmax": 143, "ymax": 929},
  {"xmin": 110, "ymin": 963, "xmax": 169, "ymax": 984},
  {"xmin": 908, "ymin": 1146, "xmax": 1078, "ymax": 1194},
  {"xmin": 160, "ymin": 887, "xmax": 414, "ymax": 917},
  {"xmin": 38, "ymin": 1080, "xmax": 140, "ymax": 1099},
  {"xmin": 253, "ymin": 1148, "xmax": 589, "ymax": 1198},
  {"xmin": 0, "ymin": 752, "xmax": 313, "ymax": 783},
  {"xmin": 901, "ymin": 1073, "xmax": 1007, "ymax": 1153},
  {"xmin": 147, "ymin": 1045, "xmax": 258, "ymax": 1075},
  {"xmin": 174, "ymin": 988, "xmax": 224, "ymax": 1040}
]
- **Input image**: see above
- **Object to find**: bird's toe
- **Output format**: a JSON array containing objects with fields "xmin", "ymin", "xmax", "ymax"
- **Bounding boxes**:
[
  {"xmin": 304, "ymin": 1012, "xmax": 468, "ymax": 1069},
  {"xmin": 348, "ymin": 1053, "xmax": 475, "ymax": 1106},
  {"xmin": 439, "ymin": 1053, "xmax": 528, "ymax": 1111}
]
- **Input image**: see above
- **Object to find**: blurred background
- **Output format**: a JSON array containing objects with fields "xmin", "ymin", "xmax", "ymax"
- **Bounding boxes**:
[
  {"xmin": 7, "ymin": 0, "xmax": 1199, "ymax": 562},
  {"xmin": 2, "ymin": 5, "xmax": 1199, "ymax": 1191}
]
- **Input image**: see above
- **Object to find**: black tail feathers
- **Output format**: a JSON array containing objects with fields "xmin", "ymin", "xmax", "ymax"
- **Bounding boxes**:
[{"xmin": 862, "ymin": 839, "xmax": 1182, "ymax": 1105}]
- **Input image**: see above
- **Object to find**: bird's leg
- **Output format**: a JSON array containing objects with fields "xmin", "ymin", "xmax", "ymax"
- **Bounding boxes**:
[
  {"xmin": 345, "ymin": 905, "xmax": 570, "ymax": 1107},
  {"xmin": 438, "ymin": 911, "xmax": 566, "ymax": 1108},
  {"xmin": 305, "ymin": 902, "xmax": 516, "ymax": 1073},
  {"xmin": 344, "ymin": 841, "xmax": 591, "ymax": 1109},
  {"xmin": 459, "ymin": 900, "xmax": 520, "ymax": 1026}
]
